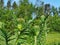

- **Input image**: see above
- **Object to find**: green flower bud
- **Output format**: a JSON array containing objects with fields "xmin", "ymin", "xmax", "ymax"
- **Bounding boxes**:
[
  {"xmin": 41, "ymin": 15, "xmax": 45, "ymax": 22},
  {"xmin": 17, "ymin": 24, "xmax": 23, "ymax": 31},
  {"xmin": 33, "ymin": 25, "xmax": 40, "ymax": 36}
]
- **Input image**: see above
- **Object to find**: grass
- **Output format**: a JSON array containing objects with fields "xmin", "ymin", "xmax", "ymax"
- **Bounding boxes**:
[{"xmin": 46, "ymin": 31, "xmax": 60, "ymax": 45}]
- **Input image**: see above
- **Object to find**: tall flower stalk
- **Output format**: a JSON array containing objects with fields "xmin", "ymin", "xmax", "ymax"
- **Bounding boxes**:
[{"xmin": 37, "ymin": 15, "xmax": 48, "ymax": 45}]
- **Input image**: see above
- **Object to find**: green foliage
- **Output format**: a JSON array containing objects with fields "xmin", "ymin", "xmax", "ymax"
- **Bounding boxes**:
[{"xmin": 47, "ymin": 15, "xmax": 60, "ymax": 32}]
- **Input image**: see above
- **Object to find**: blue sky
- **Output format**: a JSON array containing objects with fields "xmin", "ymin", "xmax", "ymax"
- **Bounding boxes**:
[
  {"xmin": 43, "ymin": 0, "xmax": 60, "ymax": 8},
  {"xmin": 4, "ymin": 0, "xmax": 60, "ymax": 7}
]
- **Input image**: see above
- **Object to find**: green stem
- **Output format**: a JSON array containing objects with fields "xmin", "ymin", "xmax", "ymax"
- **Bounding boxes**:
[
  {"xmin": 5, "ymin": 36, "xmax": 9, "ymax": 45},
  {"xmin": 34, "ymin": 36, "xmax": 37, "ymax": 45}
]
